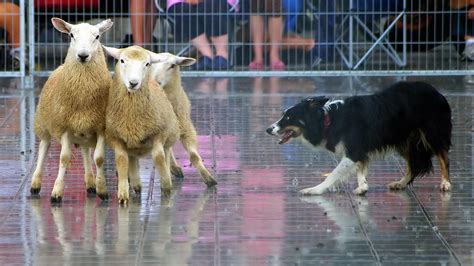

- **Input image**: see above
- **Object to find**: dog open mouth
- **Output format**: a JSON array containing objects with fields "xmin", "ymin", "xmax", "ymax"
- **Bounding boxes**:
[{"xmin": 278, "ymin": 129, "xmax": 295, "ymax": 144}]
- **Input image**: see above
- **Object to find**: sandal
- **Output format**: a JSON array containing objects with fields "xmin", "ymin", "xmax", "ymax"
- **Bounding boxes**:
[
  {"xmin": 249, "ymin": 61, "xmax": 264, "ymax": 70},
  {"xmin": 270, "ymin": 60, "xmax": 285, "ymax": 71}
]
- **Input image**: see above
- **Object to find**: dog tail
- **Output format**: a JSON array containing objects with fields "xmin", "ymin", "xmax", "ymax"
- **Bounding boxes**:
[{"xmin": 407, "ymin": 131, "xmax": 434, "ymax": 184}]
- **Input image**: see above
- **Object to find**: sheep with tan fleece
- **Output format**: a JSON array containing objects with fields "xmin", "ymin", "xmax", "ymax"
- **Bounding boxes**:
[
  {"xmin": 151, "ymin": 53, "xmax": 217, "ymax": 187},
  {"xmin": 31, "ymin": 18, "xmax": 113, "ymax": 203},
  {"xmin": 103, "ymin": 45, "xmax": 179, "ymax": 204}
]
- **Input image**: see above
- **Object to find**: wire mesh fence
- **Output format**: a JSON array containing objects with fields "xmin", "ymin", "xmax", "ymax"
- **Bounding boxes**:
[
  {"xmin": 0, "ymin": 0, "xmax": 25, "ymax": 77},
  {"xmin": 2, "ymin": 0, "xmax": 474, "ymax": 77}
]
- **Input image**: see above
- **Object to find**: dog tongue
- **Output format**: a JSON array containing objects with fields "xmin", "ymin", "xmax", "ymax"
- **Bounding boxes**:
[{"xmin": 278, "ymin": 130, "xmax": 293, "ymax": 144}]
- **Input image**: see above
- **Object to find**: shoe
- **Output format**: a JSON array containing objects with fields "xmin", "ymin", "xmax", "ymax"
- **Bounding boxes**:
[
  {"xmin": 193, "ymin": 56, "xmax": 213, "ymax": 70},
  {"xmin": 270, "ymin": 60, "xmax": 285, "ymax": 71},
  {"xmin": 462, "ymin": 39, "xmax": 474, "ymax": 61},
  {"xmin": 9, "ymin": 48, "xmax": 28, "ymax": 71},
  {"xmin": 249, "ymin": 61, "xmax": 264, "ymax": 70},
  {"xmin": 213, "ymin": 56, "xmax": 232, "ymax": 70}
]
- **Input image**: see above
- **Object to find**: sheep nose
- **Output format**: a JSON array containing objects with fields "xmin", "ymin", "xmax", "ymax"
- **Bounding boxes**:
[
  {"xmin": 77, "ymin": 53, "xmax": 90, "ymax": 62},
  {"xmin": 129, "ymin": 80, "xmax": 139, "ymax": 89}
]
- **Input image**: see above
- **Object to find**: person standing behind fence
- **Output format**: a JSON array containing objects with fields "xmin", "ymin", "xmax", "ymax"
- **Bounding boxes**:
[
  {"xmin": 168, "ymin": 0, "xmax": 234, "ymax": 70},
  {"xmin": 130, "ymin": 0, "xmax": 157, "ymax": 48},
  {"xmin": 0, "ymin": 1, "xmax": 21, "ymax": 70},
  {"xmin": 243, "ymin": 0, "xmax": 285, "ymax": 71}
]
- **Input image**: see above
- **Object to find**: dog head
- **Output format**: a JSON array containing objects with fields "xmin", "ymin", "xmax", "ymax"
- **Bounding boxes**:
[{"xmin": 266, "ymin": 96, "xmax": 330, "ymax": 144}]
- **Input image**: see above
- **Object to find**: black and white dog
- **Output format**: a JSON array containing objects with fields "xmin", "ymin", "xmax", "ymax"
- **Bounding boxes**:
[{"xmin": 267, "ymin": 81, "xmax": 452, "ymax": 195}]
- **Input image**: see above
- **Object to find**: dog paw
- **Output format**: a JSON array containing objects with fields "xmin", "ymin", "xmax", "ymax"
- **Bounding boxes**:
[
  {"xmin": 299, "ymin": 186, "xmax": 326, "ymax": 195},
  {"xmin": 353, "ymin": 186, "xmax": 368, "ymax": 195},
  {"xmin": 387, "ymin": 181, "xmax": 407, "ymax": 190},
  {"xmin": 440, "ymin": 181, "xmax": 451, "ymax": 192}
]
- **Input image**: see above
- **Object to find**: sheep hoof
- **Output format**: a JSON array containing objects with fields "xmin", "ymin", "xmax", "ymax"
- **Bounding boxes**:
[
  {"xmin": 171, "ymin": 167, "xmax": 184, "ymax": 178},
  {"xmin": 133, "ymin": 186, "xmax": 141, "ymax": 195},
  {"xmin": 86, "ymin": 187, "xmax": 97, "ymax": 195},
  {"xmin": 118, "ymin": 198, "xmax": 128, "ymax": 206},
  {"xmin": 161, "ymin": 188, "xmax": 172, "ymax": 198},
  {"xmin": 205, "ymin": 179, "xmax": 218, "ymax": 187},
  {"xmin": 97, "ymin": 193, "xmax": 109, "ymax": 201},
  {"xmin": 50, "ymin": 196, "xmax": 62, "ymax": 204},
  {"xmin": 30, "ymin": 187, "xmax": 41, "ymax": 195}
]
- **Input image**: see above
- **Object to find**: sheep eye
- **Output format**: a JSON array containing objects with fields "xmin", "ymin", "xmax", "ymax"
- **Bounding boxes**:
[
  {"xmin": 120, "ymin": 59, "xmax": 125, "ymax": 64},
  {"xmin": 145, "ymin": 62, "xmax": 150, "ymax": 67},
  {"xmin": 95, "ymin": 35, "xmax": 99, "ymax": 40},
  {"xmin": 285, "ymin": 116, "xmax": 290, "ymax": 121},
  {"xmin": 70, "ymin": 33, "xmax": 74, "ymax": 39},
  {"xmin": 169, "ymin": 64, "xmax": 176, "ymax": 69}
]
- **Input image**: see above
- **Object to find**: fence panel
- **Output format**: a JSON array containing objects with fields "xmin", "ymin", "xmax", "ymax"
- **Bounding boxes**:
[{"xmin": 1, "ymin": 0, "xmax": 474, "ymax": 77}]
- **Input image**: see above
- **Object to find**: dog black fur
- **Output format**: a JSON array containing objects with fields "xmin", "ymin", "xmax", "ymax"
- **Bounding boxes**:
[{"xmin": 267, "ymin": 81, "xmax": 452, "ymax": 195}]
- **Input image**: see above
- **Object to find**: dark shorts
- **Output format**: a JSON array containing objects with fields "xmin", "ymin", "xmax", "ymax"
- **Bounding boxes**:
[
  {"xmin": 246, "ymin": 0, "xmax": 282, "ymax": 16},
  {"xmin": 169, "ymin": 0, "xmax": 230, "ymax": 42}
]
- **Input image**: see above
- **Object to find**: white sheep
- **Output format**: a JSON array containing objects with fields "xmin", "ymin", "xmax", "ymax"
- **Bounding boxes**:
[
  {"xmin": 31, "ymin": 17, "xmax": 113, "ymax": 203},
  {"xmin": 103, "ymin": 45, "xmax": 179, "ymax": 205},
  {"xmin": 151, "ymin": 53, "xmax": 217, "ymax": 186}
]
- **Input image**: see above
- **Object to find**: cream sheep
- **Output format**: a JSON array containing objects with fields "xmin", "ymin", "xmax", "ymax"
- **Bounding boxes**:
[
  {"xmin": 103, "ymin": 45, "xmax": 179, "ymax": 205},
  {"xmin": 31, "ymin": 17, "xmax": 113, "ymax": 203},
  {"xmin": 151, "ymin": 53, "xmax": 217, "ymax": 187}
]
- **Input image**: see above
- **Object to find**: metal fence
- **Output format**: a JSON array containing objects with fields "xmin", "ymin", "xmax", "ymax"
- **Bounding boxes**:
[{"xmin": 1, "ymin": 0, "xmax": 474, "ymax": 77}]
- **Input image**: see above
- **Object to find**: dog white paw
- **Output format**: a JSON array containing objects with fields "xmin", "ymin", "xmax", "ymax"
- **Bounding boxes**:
[
  {"xmin": 299, "ymin": 185, "xmax": 327, "ymax": 195},
  {"xmin": 440, "ymin": 180, "xmax": 451, "ymax": 192},
  {"xmin": 353, "ymin": 185, "xmax": 368, "ymax": 196},
  {"xmin": 387, "ymin": 181, "xmax": 407, "ymax": 190}
]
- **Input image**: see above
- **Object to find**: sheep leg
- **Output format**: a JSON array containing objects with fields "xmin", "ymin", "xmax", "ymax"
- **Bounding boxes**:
[
  {"xmin": 152, "ymin": 141, "xmax": 172, "ymax": 196},
  {"xmin": 51, "ymin": 133, "xmax": 72, "ymax": 203},
  {"xmin": 181, "ymin": 130, "xmax": 217, "ymax": 187},
  {"xmin": 81, "ymin": 146, "xmax": 96, "ymax": 194},
  {"xmin": 169, "ymin": 149, "xmax": 184, "ymax": 178},
  {"xmin": 94, "ymin": 134, "xmax": 108, "ymax": 200},
  {"xmin": 31, "ymin": 138, "xmax": 51, "ymax": 195},
  {"xmin": 113, "ymin": 143, "xmax": 130, "ymax": 205},
  {"xmin": 128, "ymin": 155, "xmax": 141, "ymax": 196}
]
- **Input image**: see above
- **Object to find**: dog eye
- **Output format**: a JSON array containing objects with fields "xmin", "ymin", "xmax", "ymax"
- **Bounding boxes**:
[
  {"xmin": 285, "ymin": 116, "xmax": 290, "ymax": 120},
  {"xmin": 169, "ymin": 64, "xmax": 176, "ymax": 69},
  {"xmin": 70, "ymin": 33, "xmax": 74, "ymax": 39},
  {"xmin": 95, "ymin": 35, "xmax": 100, "ymax": 40},
  {"xmin": 145, "ymin": 62, "xmax": 150, "ymax": 67},
  {"xmin": 120, "ymin": 59, "xmax": 125, "ymax": 64}
]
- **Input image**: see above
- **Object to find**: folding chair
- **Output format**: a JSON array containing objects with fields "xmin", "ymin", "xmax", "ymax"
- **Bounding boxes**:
[{"xmin": 336, "ymin": 0, "xmax": 407, "ymax": 70}]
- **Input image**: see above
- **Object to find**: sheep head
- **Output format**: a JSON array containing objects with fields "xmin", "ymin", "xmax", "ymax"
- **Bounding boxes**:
[
  {"xmin": 51, "ymin": 17, "xmax": 113, "ymax": 64},
  {"xmin": 151, "ymin": 53, "xmax": 195, "ymax": 87},
  {"xmin": 103, "ymin": 45, "xmax": 168, "ymax": 93}
]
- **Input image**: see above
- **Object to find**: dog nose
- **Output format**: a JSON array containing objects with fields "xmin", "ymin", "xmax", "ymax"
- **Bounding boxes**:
[
  {"xmin": 129, "ymin": 80, "xmax": 139, "ymax": 89},
  {"xmin": 77, "ymin": 53, "xmax": 90, "ymax": 62},
  {"xmin": 266, "ymin": 127, "xmax": 274, "ymax": 135}
]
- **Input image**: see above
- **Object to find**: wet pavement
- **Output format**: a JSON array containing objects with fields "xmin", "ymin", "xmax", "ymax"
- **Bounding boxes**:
[{"xmin": 0, "ymin": 76, "xmax": 472, "ymax": 265}]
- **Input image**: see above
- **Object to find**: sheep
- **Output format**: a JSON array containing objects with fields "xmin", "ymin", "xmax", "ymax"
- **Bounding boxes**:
[
  {"xmin": 103, "ymin": 45, "xmax": 180, "ymax": 204},
  {"xmin": 151, "ymin": 53, "xmax": 217, "ymax": 187},
  {"xmin": 31, "ymin": 17, "xmax": 114, "ymax": 203}
]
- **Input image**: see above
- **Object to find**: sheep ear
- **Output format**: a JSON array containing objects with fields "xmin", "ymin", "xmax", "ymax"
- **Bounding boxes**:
[
  {"xmin": 149, "ymin": 52, "xmax": 168, "ymax": 64},
  {"xmin": 96, "ymin": 19, "xmax": 114, "ymax": 35},
  {"xmin": 51, "ymin": 17, "xmax": 72, "ymax": 34},
  {"xmin": 175, "ymin": 56, "xmax": 196, "ymax": 67},
  {"xmin": 102, "ymin": 46, "xmax": 121, "ymax": 60}
]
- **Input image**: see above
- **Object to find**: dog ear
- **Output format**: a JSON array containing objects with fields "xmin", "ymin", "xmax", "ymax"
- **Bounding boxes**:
[{"xmin": 305, "ymin": 96, "xmax": 329, "ymax": 109}]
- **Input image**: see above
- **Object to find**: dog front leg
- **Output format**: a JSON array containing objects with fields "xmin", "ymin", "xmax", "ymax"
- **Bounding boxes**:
[{"xmin": 300, "ymin": 157, "xmax": 356, "ymax": 195}]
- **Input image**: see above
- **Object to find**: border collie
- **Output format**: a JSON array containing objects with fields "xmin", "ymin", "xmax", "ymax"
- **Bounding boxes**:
[{"xmin": 266, "ymin": 81, "xmax": 452, "ymax": 195}]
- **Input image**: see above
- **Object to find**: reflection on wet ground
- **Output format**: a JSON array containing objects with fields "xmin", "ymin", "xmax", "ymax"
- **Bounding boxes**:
[{"xmin": 0, "ymin": 76, "xmax": 472, "ymax": 264}]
